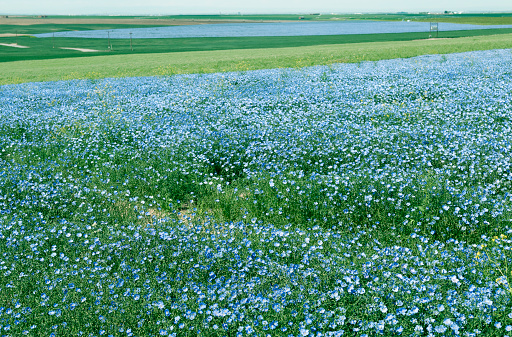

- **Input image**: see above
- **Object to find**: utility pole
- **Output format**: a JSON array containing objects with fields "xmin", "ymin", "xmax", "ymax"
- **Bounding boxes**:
[
  {"xmin": 130, "ymin": 32, "xmax": 133, "ymax": 51},
  {"xmin": 430, "ymin": 22, "xmax": 439, "ymax": 39},
  {"xmin": 108, "ymin": 31, "xmax": 111, "ymax": 51},
  {"xmin": 52, "ymin": 32, "xmax": 55, "ymax": 48}
]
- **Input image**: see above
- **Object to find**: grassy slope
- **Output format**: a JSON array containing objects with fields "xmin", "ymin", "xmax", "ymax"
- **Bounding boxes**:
[
  {"xmin": 2, "ymin": 28, "xmax": 511, "ymax": 63},
  {"xmin": 1, "ymin": 33, "xmax": 512, "ymax": 85}
]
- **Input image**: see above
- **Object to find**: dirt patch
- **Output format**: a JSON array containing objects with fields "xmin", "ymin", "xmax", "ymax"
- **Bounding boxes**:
[
  {"xmin": 145, "ymin": 206, "xmax": 201, "ymax": 228},
  {"xmin": 59, "ymin": 47, "xmax": 101, "ymax": 52},
  {"xmin": 414, "ymin": 37, "xmax": 454, "ymax": 41},
  {"xmin": 0, "ymin": 43, "xmax": 30, "ymax": 48},
  {"xmin": 0, "ymin": 33, "xmax": 31, "ymax": 37}
]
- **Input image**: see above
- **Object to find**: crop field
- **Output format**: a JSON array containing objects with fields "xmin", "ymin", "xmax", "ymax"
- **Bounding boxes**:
[
  {"xmin": 3, "ymin": 14, "xmax": 512, "ymax": 90},
  {"xmin": 1, "ymin": 28, "xmax": 511, "ymax": 64},
  {"xmin": 1, "ymin": 48, "xmax": 512, "ymax": 336},
  {"xmin": 2, "ymin": 13, "xmax": 512, "ymax": 64},
  {"xmin": 2, "ymin": 32, "xmax": 512, "ymax": 86}
]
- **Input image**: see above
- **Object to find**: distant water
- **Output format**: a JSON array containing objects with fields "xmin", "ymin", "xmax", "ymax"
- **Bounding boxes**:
[{"xmin": 35, "ymin": 20, "xmax": 512, "ymax": 39}]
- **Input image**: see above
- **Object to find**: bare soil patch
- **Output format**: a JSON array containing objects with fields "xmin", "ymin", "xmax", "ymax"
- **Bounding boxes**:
[
  {"xmin": 414, "ymin": 37, "xmax": 454, "ymax": 41},
  {"xmin": 0, "ymin": 33, "xmax": 32, "ymax": 37},
  {"xmin": 59, "ymin": 47, "xmax": 101, "ymax": 52},
  {"xmin": 0, "ymin": 43, "xmax": 30, "ymax": 48}
]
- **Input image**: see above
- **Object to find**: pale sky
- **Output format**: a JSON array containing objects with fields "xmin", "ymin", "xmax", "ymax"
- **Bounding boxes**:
[{"xmin": 2, "ymin": 0, "xmax": 511, "ymax": 16}]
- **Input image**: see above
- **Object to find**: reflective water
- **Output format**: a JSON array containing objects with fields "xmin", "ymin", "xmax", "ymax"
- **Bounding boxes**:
[{"xmin": 35, "ymin": 20, "xmax": 512, "ymax": 39}]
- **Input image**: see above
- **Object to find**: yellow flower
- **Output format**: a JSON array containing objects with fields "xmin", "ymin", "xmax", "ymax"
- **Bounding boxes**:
[{"xmin": 496, "ymin": 276, "xmax": 508, "ymax": 285}]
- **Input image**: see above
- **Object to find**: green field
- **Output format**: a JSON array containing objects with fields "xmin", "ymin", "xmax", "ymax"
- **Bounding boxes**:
[
  {"xmin": 20, "ymin": 12, "xmax": 512, "ymax": 24},
  {"xmin": 2, "ymin": 28, "xmax": 512, "ymax": 63},
  {"xmin": 2, "ymin": 32, "xmax": 512, "ymax": 85},
  {"xmin": 1, "ymin": 13, "xmax": 512, "ymax": 85}
]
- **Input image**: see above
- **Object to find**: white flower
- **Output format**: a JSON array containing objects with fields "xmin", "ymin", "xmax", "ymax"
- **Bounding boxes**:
[
  {"xmin": 153, "ymin": 300, "xmax": 165, "ymax": 309},
  {"xmin": 300, "ymin": 328, "xmax": 309, "ymax": 336}
]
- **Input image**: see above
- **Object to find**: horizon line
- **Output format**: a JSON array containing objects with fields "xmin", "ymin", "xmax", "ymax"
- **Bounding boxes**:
[{"xmin": 2, "ymin": 10, "xmax": 512, "ymax": 16}]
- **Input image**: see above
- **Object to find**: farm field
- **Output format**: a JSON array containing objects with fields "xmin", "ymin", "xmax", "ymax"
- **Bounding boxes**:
[
  {"xmin": 3, "ymin": 13, "xmax": 512, "ymax": 26},
  {"xmin": 2, "ymin": 13, "xmax": 512, "ymax": 64},
  {"xmin": 2, "ymin": 32, "xmax": 512, "ymax": 85},
  {"xmin": 2, "ymin": 14, "xmax": 512, "ymax": 86},
  {"xmin": 1, "ymin": 48, "xmax": 512, "ymax": 336},
  {"xmin": 3, "ymin": 28, "xmax": 512, "ymax": 64}
]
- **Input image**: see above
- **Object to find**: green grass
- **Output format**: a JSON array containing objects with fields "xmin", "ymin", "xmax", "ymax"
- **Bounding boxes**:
[
  {"xmin": 153, "ymin": 12, "xmax": 512, "ymax": 24},
  {"xmin": 335, "ymin": 13, "xmax": 512, "ymax": 25},
  {"xmin": 2, "ymin": 33, "xmax": 512, "ymax": 85},
  {"xmin": 0, "ymin": 24, "xmax": 170, "ymax": 35},
  {"xmin": 413, "ymin": 16, "xmax": 512, "ymax": 25},
  {"xmin": 1, "ymin": 29, "xmax": 511, "ymax": 63},
  {"xmin": 34, "ymin": 13, "xmax": 512, "ymax": 23}
]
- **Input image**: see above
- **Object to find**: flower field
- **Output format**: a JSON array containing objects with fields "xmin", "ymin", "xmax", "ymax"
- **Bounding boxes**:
[{"xmin": 1, "ymin": 49, "xmax": 512, "ymax": 336}]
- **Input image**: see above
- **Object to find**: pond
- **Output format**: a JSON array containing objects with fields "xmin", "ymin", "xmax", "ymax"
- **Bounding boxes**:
[{"xmin": 35, "ymin": 20, "xmax": 512, "ymax": 39}]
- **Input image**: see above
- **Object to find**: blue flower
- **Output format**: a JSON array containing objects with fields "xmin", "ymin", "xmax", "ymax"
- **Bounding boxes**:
[{"xmin": 435, "ymin": 325, "xmax": 447, "ymax": 333}]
